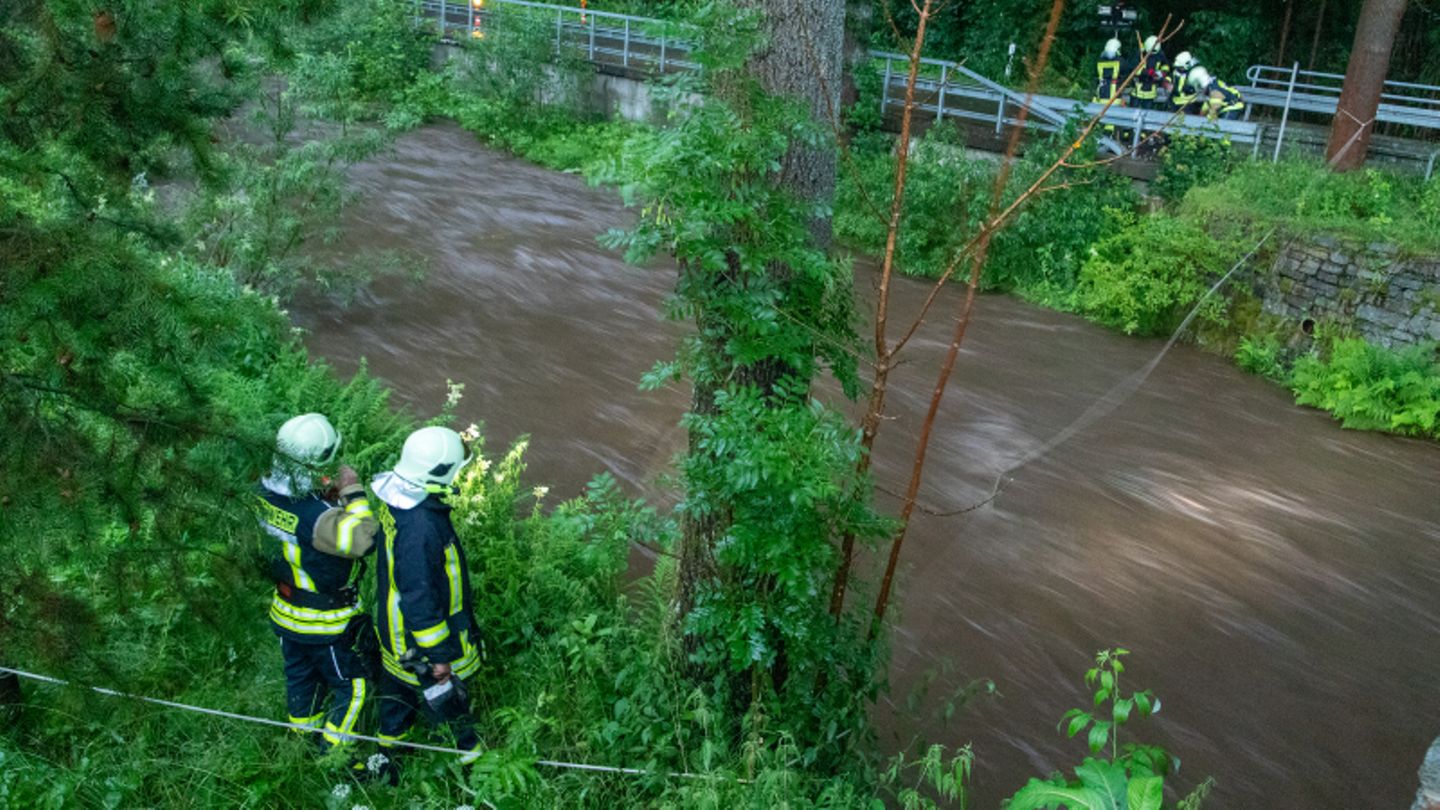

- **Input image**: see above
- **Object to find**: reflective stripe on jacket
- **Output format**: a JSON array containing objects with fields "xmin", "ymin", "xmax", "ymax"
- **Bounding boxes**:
[
  {"xmin": 1133, "ymin": 50, "xmax": 1169, "ymax": 98},
  {"xmin": 1095, "ymin": 57, "xmax": 1122, "ymax": 101},
  {"xmin": 373, "ymin": 474, "xmax": 481, "ymax": 686},
  {"xmin": 1173, "ymin": 66, "xmax": 1203, "ymax": 107},
  {"xmin": 255, "ymin": 481, "xmax": 377, "ymax": 643}
]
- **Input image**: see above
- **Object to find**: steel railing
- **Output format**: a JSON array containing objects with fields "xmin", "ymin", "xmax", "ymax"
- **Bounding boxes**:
[
  {"xmin": 1242, "ymin": 62, "xmax": 1440, "ymax": 131},
  {"xmin": 414, "ymin": 1, "xmax": 1440, "ymax": 174},
  {"xmin": 415, "ymin": 0, "xmax": 699, "ymax": 72}
]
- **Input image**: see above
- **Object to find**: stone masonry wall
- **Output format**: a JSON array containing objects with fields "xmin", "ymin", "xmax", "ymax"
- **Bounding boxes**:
[{"xmin": 1257, "ymin": 236, "xmax": 1440, "ymax": 348}]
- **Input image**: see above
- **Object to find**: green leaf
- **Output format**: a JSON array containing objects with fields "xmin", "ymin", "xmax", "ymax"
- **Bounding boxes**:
[
  {"xmin": 1086, "ymin": 720, "xmax": 1111, "ymax": 753},
  {"xmin": 1074, "ymin": 758, "xmax": 1128, "ymax": 810},
  {"xmin": 1006, "ymin": 779, "xmax": 1108, "ymax": 810},
  {"xmin": 1127, "ymin": 775, "xmax": 1164, "ymax": 810}
]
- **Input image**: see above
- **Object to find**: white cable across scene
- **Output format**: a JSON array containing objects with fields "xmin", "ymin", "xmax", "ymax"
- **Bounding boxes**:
[{"xmin": 0, "ymin": 665, "xmax": 736, "ymax": 783}]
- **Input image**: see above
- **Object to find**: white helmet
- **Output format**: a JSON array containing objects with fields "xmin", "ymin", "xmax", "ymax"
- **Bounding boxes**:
[
  {"xmin": 394, "ymin": 426, "xmax": 471, "ymax": 487},
  {"xmin": 1187, "ymin": 67, "xmax": 1213, "ymax": 90},
  {"xmin": 1103, "ymin": 38, "xmax": 1121, "ymax": 58},
  {"xmin": 1173, "ymin": 51, "xmax": 1195, "ymax": 72},
  {"xmin": 276, "ymin": 413, "xmax": 341, "ymax": 466},
  {"xmin": 1143, "ymin": 35, "xmax": 1160, "ymax": 54}
]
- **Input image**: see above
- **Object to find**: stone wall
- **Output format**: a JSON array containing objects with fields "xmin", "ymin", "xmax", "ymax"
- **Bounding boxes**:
[{"xmin": 1255, "ymin": 236, "xmax": 1440, "ymax": 347}]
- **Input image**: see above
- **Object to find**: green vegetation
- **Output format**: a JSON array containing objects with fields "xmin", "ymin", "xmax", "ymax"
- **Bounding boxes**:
[
  {"xmin": 1072, "ymin": 213, "xmax": 1233, "ymax": 336},
  {"xmin": 1184, "ymin": 160, "xmax": 1440, "ymax": 253},
  {"xmin": 1286, "ymin": 338, "xmax": 1440, "ymax": 438},
  {"xmin": 7, "ymin": 0, "xmax": 1436, "ymax": 806},
  {"xmin": 1006, "ymin": 650, "xmax": 1212, "ymax": 810},
  {"xmin": 834, "ymin": 124, "xmax": 1139, "ymax": 306},
  {"xmin": 1, "ymin": 1, "xmax": 1205, "ymax": 807}
]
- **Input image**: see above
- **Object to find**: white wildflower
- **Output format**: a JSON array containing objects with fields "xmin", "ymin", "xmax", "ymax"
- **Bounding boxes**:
[
  {"xmin": 445, "ymin": 379, "xmax": 465, "ymax": 408},
  {"xmin": 366, "ymin": 753, "xmax": 390, "ymax": 773},
  {"xmin": 532, "ymin": 486, "xmax": 549, "ymax": 500},
  {"xmin": 456, "ymin": 805, "xmax": 477, "ymax": 810},
  {"xmin": 331, "ymin": 784, "xmax": 352, "ymax": 800}
]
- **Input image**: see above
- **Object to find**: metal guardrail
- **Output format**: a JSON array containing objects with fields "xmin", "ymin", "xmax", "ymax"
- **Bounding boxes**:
[
  {"xmin": 1245, "ymin": 63, "xmax": 1440, "ymax": 111},
  {"xmin": 1236, "ymin": 62, "xmax": 1440, "ymax": 176},
  {"xmin": 416, "ymin": 0, "xmax": 699, "ymax": 72},
  {"xmin": 872, "ymin": 50, "xmax": 1130, "ymax": 155},
  {"xmin": 414, "ymin": 1, "xmax": 1440, "ymax": 175},
  {"xmin": 1242, "ymin": 62, "xmax": 1440, "ymax": 133}
]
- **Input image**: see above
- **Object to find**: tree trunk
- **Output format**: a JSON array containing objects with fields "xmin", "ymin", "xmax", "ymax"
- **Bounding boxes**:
[
  {"xmin": 1307, "ymin": 0, "xmax": 1328, "ymax": 71},
  {"xmin": 1325, "ymin": 0, "xmax": 1408, "ymax": 170},
  {"xmin": 1276, "ymin": 0, "xmax": 1295, "ymax": 65},
  {"xmin": 743, "ymin": 0, "xmax": 844, "ymax": 246},
  {"xmin": 676, "ymin": 0, "xmax": 845, "ymax": 624}
]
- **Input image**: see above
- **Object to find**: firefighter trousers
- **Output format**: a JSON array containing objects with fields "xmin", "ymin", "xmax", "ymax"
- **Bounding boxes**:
[
  {"xmin": 376, "ymin": 668, "xmax": 480, "ymax": 754},
  {"xmin": 280, "ymin": 635, "xmax": 368, "ymax": 749}
]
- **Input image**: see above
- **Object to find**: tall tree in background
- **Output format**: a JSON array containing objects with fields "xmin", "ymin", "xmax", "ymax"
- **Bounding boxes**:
[{"xmin": 1325, "ymin": 0, "xmax": 1408, "ymax": 170}]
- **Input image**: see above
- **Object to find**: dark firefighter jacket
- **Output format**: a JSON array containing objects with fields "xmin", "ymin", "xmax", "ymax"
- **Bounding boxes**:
[
  {"xmin": 1173, "ymin": 66, "xmax": 1205, "ymax": 109},
  {"xmin": 255, "ymin": 479, "xmax": 379, "ymax": 644},
  {"xmin": 373, "ymin": 472, "xmax": 482, "ymax": 686},
  {"xmin": 1133, "ymin": 49, "xmax": 1170, "ymax": 100}
]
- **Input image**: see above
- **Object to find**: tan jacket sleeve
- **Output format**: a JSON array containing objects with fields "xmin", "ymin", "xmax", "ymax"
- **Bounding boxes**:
[{"xmin": 312, "ymin": 484, "xmax": 379, "ymax": 559}]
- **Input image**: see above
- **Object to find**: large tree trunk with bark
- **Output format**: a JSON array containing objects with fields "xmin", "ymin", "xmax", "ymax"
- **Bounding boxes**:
[
  {"xmin": 676, "ymin": 0, "xmax": 844, "ymax": 629},
  {"xmin": 743, "ymin": 0, "xmax": 844, "ymax": 245},
  {"xmin": 1325, "ymin": 0, "xmax": 1408, "ymax": 170}
]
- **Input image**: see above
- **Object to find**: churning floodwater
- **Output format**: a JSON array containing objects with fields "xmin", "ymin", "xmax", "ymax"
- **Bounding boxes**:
[{"xmin": 293, "ymin": 121, "xmax": 1440, "ymax": 808}]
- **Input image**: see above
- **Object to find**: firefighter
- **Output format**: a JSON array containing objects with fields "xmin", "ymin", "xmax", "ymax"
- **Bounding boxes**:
[
  {"xmin": 1171, "ymin": 51, "xmax": 1203, "ymax": 114},
  {"xmin": 1131, "ymin": 35, "xmax": 1170, "ymax": 110},
  {"xmin": 255, "ymin": 413, "xmax": 379, "ymax": 758},
  {"xmin": 1094, "ymin": 38, "xmax": 1125, "ymax": 105},
  {"xmin": 371, "ymin": 426, "xmax": 484, "ymax": 772},
  {"xmin": 1197, "ymin": 70, "xmax": 1247, "ymax": 120}
]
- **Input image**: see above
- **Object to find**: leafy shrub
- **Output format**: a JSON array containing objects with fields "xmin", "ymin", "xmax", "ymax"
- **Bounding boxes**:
[
  {"xmin": 1235, "ymin": 334, "xmax": 1289, "ymax": 381},
  {"xmin": 1291, "ymin": 339, "xmax": 1440, "ymax": 438},
  {"xmin": 295, "ymin": 0, "xmax": 433, "ymax": 100},
  {"xmin": 1073, "ymin": 214, "xmax": 1232, "ymax": 335},
  {"xmin": 835, "ymin": 127, "xmax": 989, "ymax": 280},
  {"xmin": 987, "ymin": 132, "xmax": 1139, "ymax": 301},
  {"xmin": 1154, "ymin": 135, "xmax": 1238, "ymax": 206},
  {"xmin": 835, "ymin": 126, "xmax": 1137, "ymax": 302}
]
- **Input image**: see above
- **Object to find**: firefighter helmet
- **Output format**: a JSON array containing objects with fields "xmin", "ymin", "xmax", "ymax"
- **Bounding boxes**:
[
  {"xmin": 276, "ymin": 413, "xmax": 341, "ymax": 466},
  {"xmin": 1174, "ymin": 51, "xmax": 1195, "ymax": 72},
  {"xmin": 1103, "ymin": 38, "xmax": 1121, "ymax": 59},
  {"xmin": 394, "ymin": 426, "xmax": 472, "ymax": 487},
  {"xmin": 1143, "ymin": 35, "xmax": 1160, "ymax": 54}
]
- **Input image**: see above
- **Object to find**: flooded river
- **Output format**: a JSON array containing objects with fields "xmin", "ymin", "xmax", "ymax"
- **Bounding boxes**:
[{"xmin": 294, "ymin": 121, "xmax": 1440, "ymax": 808}]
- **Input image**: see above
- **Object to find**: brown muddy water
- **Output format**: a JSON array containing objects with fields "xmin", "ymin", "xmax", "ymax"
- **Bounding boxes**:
[{"xmin": 293, "ymin": 121, "xmax": 1440, "ymax": 808}]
